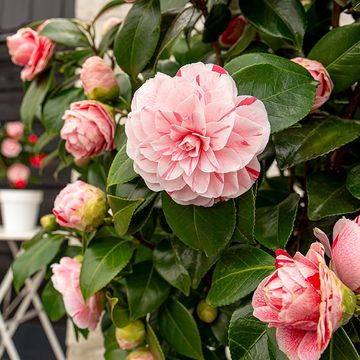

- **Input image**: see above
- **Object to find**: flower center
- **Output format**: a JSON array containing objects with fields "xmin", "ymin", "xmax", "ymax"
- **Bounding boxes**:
[{"xmin": 178, "ymin": 134, "xmax": 200, "ymax": 152}]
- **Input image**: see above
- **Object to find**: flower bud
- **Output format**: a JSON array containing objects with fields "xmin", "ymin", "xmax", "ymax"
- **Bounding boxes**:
[
  {"xmin": 219, "ymin": 16, "xmax": 249, "ymax": 48},
  {"xmin": 115, "ymin": 320, "xmax": 145, "ymax": 350},
  {"xmin": 40, "ymin": 214, "xmax": 58, "ymax": 231},
  {"xmin": 80, "ymin": 56, "xmax": 119, "ymax": 102},
  {"xmin": 7, "ymin": 163, "xmax": 30, "ymax": 188},
  {"xmin": 127, "ymin": 349, "xmax": 154, "ymax": 360},
  {"xmin": 101, "ymin": 17, "xmax": 121, "ymax": 36},
  {"xmin": 5, "ymin": 121, "xmax": 23, "ymax": 140},
  {"xmin": 196, "ymin": 300, "xmax": 218, "ymax": 323},
  {"xmin": 1, "ymin": 139, "xmax": 22, "ymax": 158},
  {"xmin": 73, "ymin": 255, "xmax": 84, "ymax": 263}
]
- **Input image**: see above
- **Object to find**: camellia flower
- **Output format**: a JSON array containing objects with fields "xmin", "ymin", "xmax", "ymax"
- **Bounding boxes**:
[
  {"xmin": 126, "ymin": 62, "xmax": 270, "ymax": 207},
  {"xmin": 80, "ymin": 56, "xmax": 119, "ymax": 101},
  {"xmin": 61, "ymin": 100, "xmax": 115, "ymax": 160},
  {"xmin": 101, "ymin": 17, "xmax": 121, "ymax": 36},
  {"xmin": 127, "ymin": 349, "xmax": 154, "ymax": 360},
  {"xmin": 1, "ymin": 138, "xmax": 22, "ymax": 158},
  {"xmin": 219, "ymin": 16, "xmax": 249, "ymax": 48},
  {"xmin": 30, "ymin": 153, "xmax": 46, "ymax": 168},
  {"xmin": 53, "ymin": 180, "xmax": 108, "ymax": 232},
  {"xmin": 7, "ymin": 163, "xmax": 30, "ymax": 189},
  {"xmin": 115, "ymin": 320, "xmax": 146, "ymax": 350},
  {"xmin": 7, "ymin": 27, "xmax": 55, "ymax": 81},
  {"xmin": 291, "ymin": 58, "xmax": 333, "ymax": 112},
  {"xmin": 28, "ymin": 133, "xmax": 38, "ymax": 144},
  {"xmin": 252, "ymin": 243, "xmax": 356, "ymax": 360},
  {"xmin": 314, "ymin": 215, "xmax": 360, "ymax": 293},
  {"xmin": 5, "ymin": 121, "xmax": 24, "ymax": 140},
  {"xmin": 51, "ymin": 257, "xmax": 103, "ymax": 330}
]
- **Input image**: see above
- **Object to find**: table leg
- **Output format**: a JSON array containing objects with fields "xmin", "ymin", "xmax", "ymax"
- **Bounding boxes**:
[{"xmin": 0, "ymin": 313, "xmax": 20, "ymax": 360}]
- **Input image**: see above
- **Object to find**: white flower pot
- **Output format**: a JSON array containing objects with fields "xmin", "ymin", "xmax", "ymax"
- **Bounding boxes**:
[{"xmin": 0, "ymin": 189, "xmax": 44, "ymax": 232}]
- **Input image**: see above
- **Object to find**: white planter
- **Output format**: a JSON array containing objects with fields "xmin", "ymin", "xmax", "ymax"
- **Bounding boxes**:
[{"xmin": 0, "ymin": 189, "xmax": 44, "ymax": 232}]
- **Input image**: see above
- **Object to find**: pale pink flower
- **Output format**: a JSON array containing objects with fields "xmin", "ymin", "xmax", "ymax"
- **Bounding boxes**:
[
  {"xmin": 252, "ymin": 243, "xmax": 356, "ymax": 360},
  {"xmin": 7, "ymin": 27, "xmax": 55, "ymax": 81},
  {"xmin": 6, "ymin": 163, "xmax": 30, "ymax": 188},
  {"xmin": 219, "ymin": 16, "xmax": 249, "ymax": 48},
  {"xmin": 291, "ymin": 58, "xmax": 333, "ymax": 112},
  {"xmin": 61, "ymin": 100, "xmax": 115, "ymax": 160},
  {"xmin": 126, "ymin": 62, "xmax": 270, "ymax": 207},
  {"xmin": 53, "ymin": 180, "xmax": 108, "ymax": 232},
  {"xmin": 5, "ymin": 121, "xmax": 24, "ymax": 140},
  {"xmin": 51, "ymin": 257, "xmax": 103, "ymax": 330},
  {"xmin": 314, "ymin": 215, "xmax": 360, "ymax": 293},
  {"xmin": 1, "ymin": 138, "xmax": 22, "ymax": 158},
  {"xmin": 80, "ymin": 56, "xmax": 119, "ymax": 101},
  {"xmin": 101, "ymin": 17, "xmax": 121, "ymax": 35}
]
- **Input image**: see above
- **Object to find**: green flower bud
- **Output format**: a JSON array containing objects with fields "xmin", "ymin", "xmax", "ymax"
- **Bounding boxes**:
[
  {"xmin": 196, "ymin": 300, "xmax": 218, "ymax": 323},
  {"xmin": 115, "ymin": 320, "xmax": 145, "ymax": 350},
  {"xmin": 40, "ymin": 214, "xmax": 58, "ymax": 231},
  {"xmin": 126, "ymin": 348, "xmax": 154, "ymax": 360}
]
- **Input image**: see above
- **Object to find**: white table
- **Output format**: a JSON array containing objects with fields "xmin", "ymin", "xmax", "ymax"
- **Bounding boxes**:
[{"xmin": 0, "ymin": 227, "xmax": 66, "ymax": 360}]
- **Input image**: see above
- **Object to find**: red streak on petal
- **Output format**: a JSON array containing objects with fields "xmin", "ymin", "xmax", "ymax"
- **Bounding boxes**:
[
  {"xmin": 245, "ymin": 166, "xmax": 260, "ymax": 179},
  {"xmin": 237, "ymin": 96, "xmax": 257, "ymax": 106},
  {"xmin": 212, "ymin": 64, "xmax": 228, "ymax": 75}
]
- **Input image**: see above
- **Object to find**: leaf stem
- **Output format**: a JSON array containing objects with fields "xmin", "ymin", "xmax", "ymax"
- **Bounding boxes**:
[
  {"xmin": 331, "ymin": 1, "xmax": 342, "ymax": 28},
  {"xmin": 133, "ymin": 232, "xmax": 155, "ymax": 250}
]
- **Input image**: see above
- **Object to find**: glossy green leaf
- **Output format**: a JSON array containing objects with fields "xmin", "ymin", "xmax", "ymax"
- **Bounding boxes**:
[
  {"xmin": 274, "ymin": 117, "xmax": 360, "ymax": 169},
  {"xmin": 80, "ymin": 238, "xmax": 134, "ymax": 300},
  {"xmin": 114, "ymin": 0, "xmax": 161, "ymax": 77},
  {"xmin": 147, "ymin": 323, "xmax": 166, "ymax": 360},
  {"xmin": 162, "ymin": 193, "xmax": 236, "ymax": 257},
  {"xmin": 232, "ymin": 189, "xmax": 256, "ymax": 244},
  {"xmin": 153, "ymin": 239, "xmax": 191, "ymax": 295},
  {"xmin": 207, "ymin": 245, "xmax": 274, "ymax": 306},
  {"xmin": 229, "ymin": 303, "xmax": 270, "ymax": 360},
  {"xmin": 238, "ymin": 0, "xmax": 307, "ymax": 48},
  {"xmin": 267, "ymin": 328, "xmax": 288, "ymax": 360},
  {"xmin": 42, "ymin": 87, "xmax": 85, "ymax": 134},
  {"xmin": 12, "ymin": 234, "xmax": 64, "ymax": 292},
  {"xmin": 308, "ymin": 23, "xmax": 360, "ymax": 92},
  {"xmin": 159, "ymin": 299, "xmax": 204, "ymax": 360},
  {"xmin": 126, "ymin": 262, "xmax": 170, "ymax": 319},
  {"xmin": 203, "ymin": 3, "xmax": 231, "ymax": 43},
  {"xmin": 40, "ymin": 19, "xmax": 90, "ymax": 47},
  {"xmin": 255, "ymin": 193, "xmax": 300, "ymax": 251},
  {"xmin": 307, "ymin": 172, "xmax": 360, "ymax": 221},
  {"xmin": 41, "ymin": 281, "xmax": 66, "ymax": 322},
  {"xmin": 226, "ymin": 54, "xmax": 316, "ymax": 132},
  {"xmin": 346, "ymin": 165, "xmax": 360, "ymax": 200},
  {"xmin": 106, "ymin": 294, "xmax": 130, "ymax": 328}
]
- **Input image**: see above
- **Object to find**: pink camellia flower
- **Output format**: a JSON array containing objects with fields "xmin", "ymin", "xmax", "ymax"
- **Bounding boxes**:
[
  {"xmin": 7, "ymin": 163, "xmax": 30, "ymax": 189},
  {"xmin": 101, "ymin": 17, "xmax": 121, "ymax": 35},
  {"xmin": 1, "ymin": 138, "xmax": 22, "ymax": 158},
  {"xmin": 314, "ymin": 215, "xmax": 360, "ymax": 293},
  {"xmin": 291, "ymin": 58, "xmax": 333, "ymax": 112},
  {"xmin": 252, "ymin": 243, "xmax": 356, "ymax": 360},
  {"xmin": 126, "ymin": 62, "xmax": 270, "ymax": 207},
  {"xmin": 127, "ymin": 349, "xmax": 154, "ymax": 360},
  {"xmin": 219, "ymin": 16, "xmax": 249, "ymax": 48},
  {"xmin": 5, "ymin": 121, "xmax": 24, "ymax": 140},
  {"xmin": 7, "ymin": 27, "xmax": 55, "ymax": 81},
  {"xmin": 51, "ymin": 257, "xmax": 103, "ymax": 330},
  {"xmin": 61, "ymin": 100, "xmax": 115, "ymax": 160},
  {"xmin": 53, "ymin": 180, "xmax": 108, "ymax": 232},
  {"xmin": 80, "ymin": 56, "xmax": 119, "ymax": 101}
]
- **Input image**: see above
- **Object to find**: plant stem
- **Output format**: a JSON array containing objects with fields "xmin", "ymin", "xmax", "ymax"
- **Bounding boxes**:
[
  {"xmin": 331, "ymin": 1, "xmax": 342, "ymax": 28},
  {"xmin": 133, "ymin": 232, "xmax": 155, "ymax": 250}
]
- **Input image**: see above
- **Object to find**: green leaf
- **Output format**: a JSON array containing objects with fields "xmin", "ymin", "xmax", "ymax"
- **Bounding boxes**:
[
  {"xmin": 93, "ymin": 0, "xmax": 126, "ymax": 22},
  {"xmin": 106, "ymin": 294, "xmax": 130, "ymax": 328},
  {"xmin": 40, "ymin": 18, "xmax": 90, "ymax": 47},
  {"xmin": 307, "ymin": 172, "xmax": 360, "ymax": 221},
  {"xmin": 103, "ymin": 325, "xmax": 128, "ymax": 360},
  {"xmin": 42, "ymin": 87, "xmax": 85, "ymax": 134},
  {"xmin": 126, "ymin": 262, "xmax": 170, "ymax": 319},
  {"xmin": 308, "ymin": 22, "xmax": 360, "ymax": 92},
  {"xmin": 41, "ymin": 281, "xmax": 66, "ymax": 322},
  {"xmin": 226, "ymin": 53, "xmax": 316, "ymax": 132},
  {"xmin": 107, "ymin": 142, "xmax": 138, "ymax": 189},
  {"xmin": 229, "ymin": 303, "xmax": 270, "ymax": 360},
  {"xmin": 153, "ymin": 239, "xmax": 191, "ymax": 295},
  {"xmin": 80, "ymin": 238, "xmax": 134, "ymax": 300},
  {"xmin": 232, "ymin": 189, "xmax": 256, "ymax": 244},
  {"xmin": 114, "ymin": 0, "xmax": 161, "ymax": 77},
  {"xmin": 267, "ymin": 328, "xmax": 288, "ymax": 360},
  {"xmin": 238, "ymin": 0, "xmax": 306, "ymax": 48},
  {"xmin": 203, "ymin": 3, "xmax": 231, "ymax": 43},
  {"xmin": 255, "ymin": 193, "xmax": 300, "ymax": 251},
  {"xmin": 223, "ymin": 25, "xmax": 257, "ymax": 60},
  {"xmin": 162, "ymin": 193, "xmax": 236, "ymax": 257},
  {"xmin": 20, "ymin": 71, "xmax": 53, "ymax": 129},
  {"xmin": 274, "ymin": 117, "xmax": 360, "ymax": 169},
  {"xmin": 147, "ymin": 323, "xmax": 166, "ymax": 360},
  {"xmin": 159, "ymin": 299, "xmax": 204, "ymax": 360},
  {"xmin": 12, "ymin": 234, "xmax": 64, "ymax": 292},
  {"xmin": 207, "ymin": 245, "xmax": 274, "ymax": 306},
  {"xmin": 322, "ymin": 327, "xmax": 360, "ymax": 360},
  {"xmin": 346, "ymin": 165, "xmax": 360, "ymax": 200}
]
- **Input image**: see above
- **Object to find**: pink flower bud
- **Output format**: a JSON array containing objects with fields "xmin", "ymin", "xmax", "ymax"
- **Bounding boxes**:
[
  {"xmin": 252, "ymin": 243, "xmax": 356, "ymax": 360},
  {"xmin": 53, "ymin": 180, "xmax": 108, "ymax": 232},
  {"xmin": 291, "ymin": 57, "xmax": 333, "ymax": 112},
  {"xmin": 1, "ymin": 139, "xmax": 22, "ymax": 158},
  {"xmin": 115, "ymin": 320, "xmax": 146, "ymax": 350},
  {"xmin": 5, "ymin": 121, "xmax": 24, "ymax": 140},
  {"xmin": 80, "ymin": 56, "xmax": 119, "ymax": 101},
  {"xmin": 6, "ymin": 163, "xmax": 30, "ymax": 188},
  {"xmin": 51, "ymin": 257, "xmax": 103, "ymax": 330},
  {"xmin": 219, "ymin": 16, "xmax": 249, "ymax": 48},
  {"xmin": 314, "ymin": 215, "xmax": 360, "ymax": 293},
  {"xmin": 61, "ymin": 100, "xmax": 115, "ymax": 160},
  {"xmin": 101, "ymin": 17, "xmax": 121, "ymax": 36},
  {"xmin": 127, "ymin": 349, "xmax": 154, "ymax": 360}
]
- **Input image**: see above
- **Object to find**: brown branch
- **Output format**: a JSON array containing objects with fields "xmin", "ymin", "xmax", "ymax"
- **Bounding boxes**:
[
  {"xmin": 133, "ymin": 232, "xmax": 155, "ymax": 250},
  {"xmin": 331, "ymin": 1, "xmax": 342, "ymax": 28}
]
